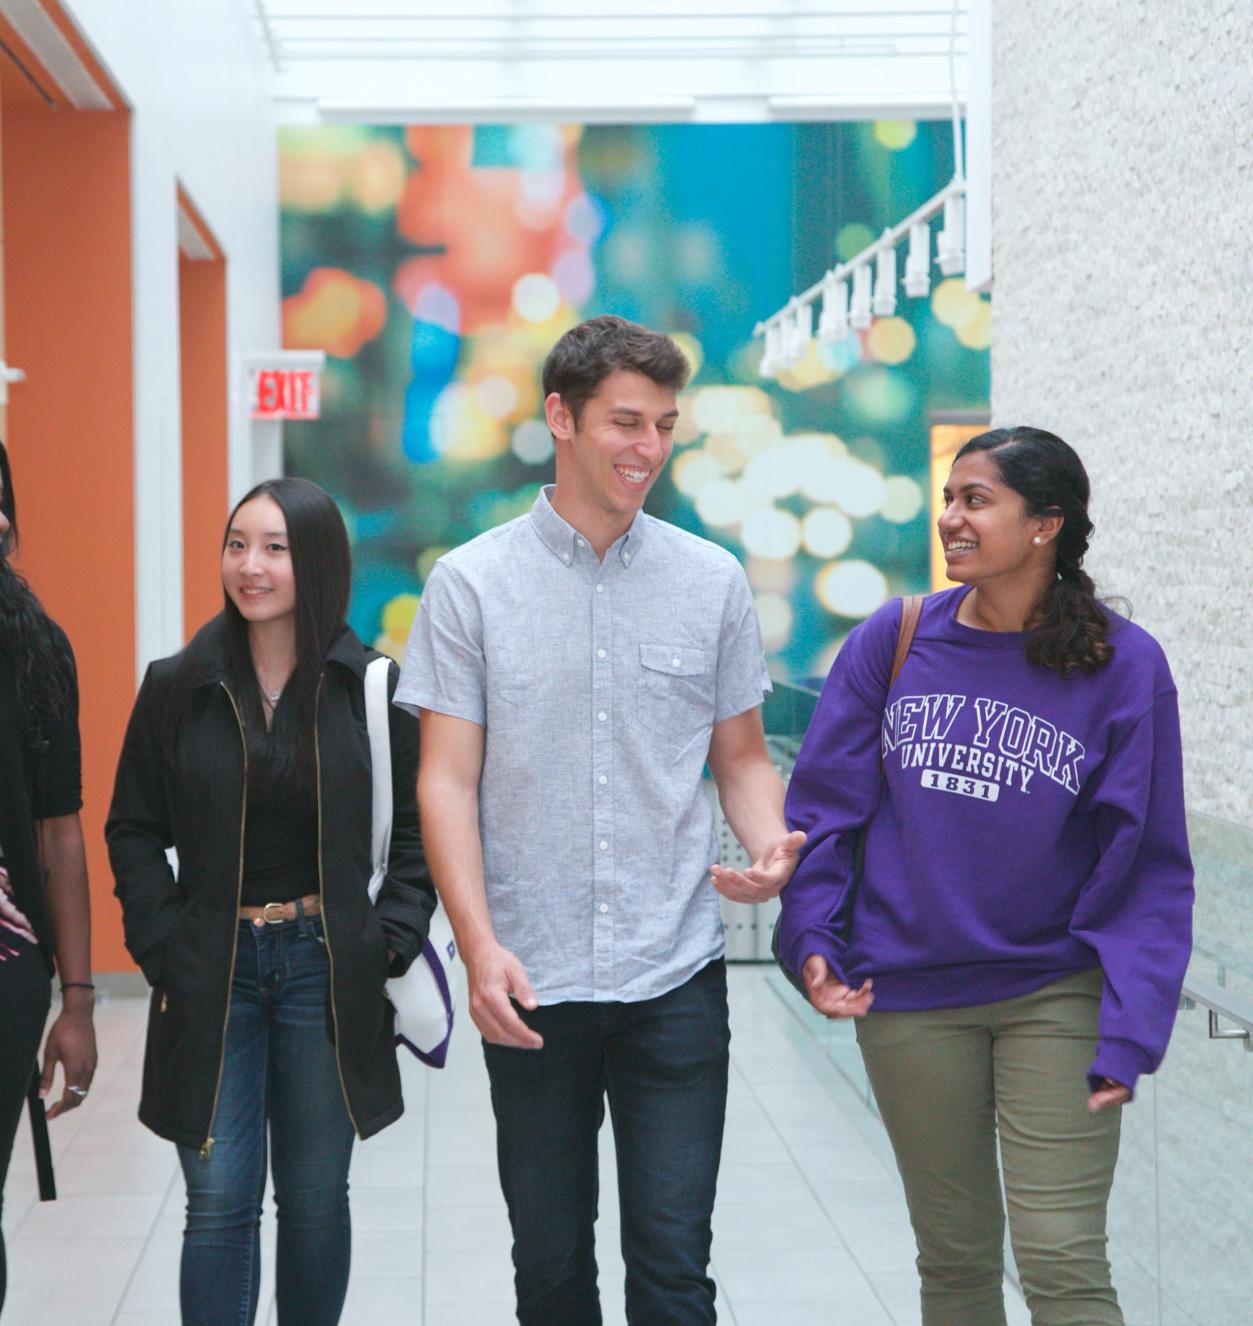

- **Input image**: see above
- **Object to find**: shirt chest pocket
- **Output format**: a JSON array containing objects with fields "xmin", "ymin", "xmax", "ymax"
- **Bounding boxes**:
[{"xmin": 637, "ymin": 642, "xmax": 715, "ymax": 740}]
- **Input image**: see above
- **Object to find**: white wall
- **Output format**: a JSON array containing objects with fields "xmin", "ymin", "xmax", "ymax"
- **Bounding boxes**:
[
  {"xmin": 64, "ymin": 0, "xmax": 280, "ymax": 671},
  {"xmin": 989, "ymin": 0, "xmax": 1253, "ymax": 828}
]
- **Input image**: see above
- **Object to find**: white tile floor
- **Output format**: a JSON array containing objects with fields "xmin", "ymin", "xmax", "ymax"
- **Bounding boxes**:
[{"xmin": 3, "ymin": 967, "xmax": 1032, "ymax": 1325}]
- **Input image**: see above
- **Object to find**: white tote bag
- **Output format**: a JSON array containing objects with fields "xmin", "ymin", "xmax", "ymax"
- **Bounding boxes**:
[{"xmin": 365, "ymin": 656, "xmax": 461, "ymax": 1067}]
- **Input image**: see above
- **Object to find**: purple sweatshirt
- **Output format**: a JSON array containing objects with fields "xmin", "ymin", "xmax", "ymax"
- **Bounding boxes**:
[{"xmin": 780, "ymin": 587, "xmax": 1194, "ymax": 1094}]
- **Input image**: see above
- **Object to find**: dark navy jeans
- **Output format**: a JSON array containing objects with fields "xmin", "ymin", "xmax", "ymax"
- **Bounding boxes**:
[
  {"xmin": 483, "ymin": 958, "xmax": 731, "ymax": 1326},
  {"xmin": 177, "ymin": 914, "xmax": 355, "ymax": 1326}
]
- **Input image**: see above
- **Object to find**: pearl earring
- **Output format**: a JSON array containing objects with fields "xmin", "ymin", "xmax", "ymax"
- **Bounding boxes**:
[{"xmin": 1032, "ymin": 536, "xmax": 1042, "ymax": 545}]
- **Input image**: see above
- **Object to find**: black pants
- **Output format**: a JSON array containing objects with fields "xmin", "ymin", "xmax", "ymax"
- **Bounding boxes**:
[
  {"xmin": 483, "ymin": 959, "xmax": 731, "ymax": 1326},
  {"xmin": 0, "ymin": 945, "xmax": 51, "ymax": 1310}
]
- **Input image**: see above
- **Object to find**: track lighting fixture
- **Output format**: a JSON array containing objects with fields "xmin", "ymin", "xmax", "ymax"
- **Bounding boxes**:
[
  {"xmin": 848, "ymin": 265, "xmax": 873, "ymax": 331},
  {"xmin": 872, "ymin": 234, "xmax": 897, "ymax": 318},
  {"xmin": 936, "ymin": 193, "xmax": 965, "ymax": 276},
  {"xmin": 903, "ymin": 222, "xmax": 931, "ymax": 297}
]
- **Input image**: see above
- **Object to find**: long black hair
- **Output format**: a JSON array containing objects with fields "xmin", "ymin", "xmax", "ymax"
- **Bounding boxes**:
[
  {"xmin": 0, "ymin": 440, "xmax": 75, "ymax": 743},
  {"xmin": 171, "ymin": 477, "xmax": 351, "ymax": 796},
  {"xmin": 955, "ymin": 427, "xmax": 1117, "ymax": 675}
]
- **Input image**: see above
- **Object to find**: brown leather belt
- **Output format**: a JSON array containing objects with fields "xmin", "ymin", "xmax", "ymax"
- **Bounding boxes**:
[{"xmin": 238, "ymin": 893, "xmax": 322, "ymax": 927}]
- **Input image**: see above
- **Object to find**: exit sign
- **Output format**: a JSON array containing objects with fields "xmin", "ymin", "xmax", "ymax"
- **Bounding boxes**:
[{"xmin": 250, "ymin": 367, "xmax": 320, "ymax": 421}]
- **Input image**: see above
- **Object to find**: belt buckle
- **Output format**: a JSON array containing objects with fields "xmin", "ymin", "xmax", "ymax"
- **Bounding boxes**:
[{"xmin": 262, "ymin": 901, "xmax": 287, "ymax": 925}]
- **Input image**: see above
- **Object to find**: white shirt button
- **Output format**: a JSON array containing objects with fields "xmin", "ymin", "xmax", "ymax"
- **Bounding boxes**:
[
  {"xmin": 598, "ymin": 774, "xmax": 608, "ymax": 785},
  {"xmin": 599, "ymin": 840, "xmax": 608, "ymax": 851},
  {"xmin": 599, "ymin": 903, "xmax": 609, "ymax": 914},
  {"xmin": 672, "ymin": 657, "xmax": 681, "ymax": 668},
  {"xmin": 596, "ymin": 583, "xmax": 605, "ymax": 594},
  {"xmin": 597, "ymin": 710, "xmax": 607, "ymax": 722},
  {"xmin": 576, "ymin": 537, "xmax": 584, "ymax": 546},
  {"xmin": 562, "ymin": 552, "xmax": 571, "ymax": 563},
  {"xmin": 623, "ymin": 553, "xmax": 631, "ymax": 563},
  {"xmin": 597, "ymin": 648, "xmax": 606, "ymax": 659}
]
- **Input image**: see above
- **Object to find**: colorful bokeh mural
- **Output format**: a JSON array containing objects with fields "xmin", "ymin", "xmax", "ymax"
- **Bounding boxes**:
[{"xmin": 279, "ymin": 121, "xmax": 990, "ymax": 681}]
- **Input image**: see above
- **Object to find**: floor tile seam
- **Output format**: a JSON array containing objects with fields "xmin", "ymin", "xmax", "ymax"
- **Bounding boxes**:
[
  {"xmin": 727, "ymin": 973, "xmax": 904, "ymax": 1324},
  {"xmin": 105, "ymin": 1161, "xmax": 183, "ymax": 1326}
]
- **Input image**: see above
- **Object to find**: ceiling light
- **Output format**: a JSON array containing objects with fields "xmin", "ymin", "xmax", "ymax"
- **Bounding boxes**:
[
  {"xmin": 872, "ymin": 234, "xmax": 897, "ymax": 317},
  {"xmin": 903, "ymin": 222, "xmax": 931, "ymax": 297},
  {"xmin": 936, "ymin": 193, "xmax": 965, "ymax": 276},
  {"xmin": 759, "ymin": 322, "xmax": 781, "ymax": 378},
  {"xmin": 848, "ymin": 265, "xmax": 873, "ymax": 331},
  {"xmin": 817, "ymin": 275, "xmax": 848, "ymax": 343}
]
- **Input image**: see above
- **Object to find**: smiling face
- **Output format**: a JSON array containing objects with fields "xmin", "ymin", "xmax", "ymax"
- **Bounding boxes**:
[
  {"xmin": 221, "ymin": 495, "xmax": 296, "ymax": 626},
  {"xmin": 939, "ymin": 449, "xmax": 1060, "ymax": 586},
  {"xmin": 548, "ymin": 368, "xmax": 678, "ymax": 531}
]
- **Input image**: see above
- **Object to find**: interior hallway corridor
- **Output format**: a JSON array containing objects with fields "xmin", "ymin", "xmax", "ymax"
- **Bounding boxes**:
[{"xmin": 2, "ymin": 966, "xmax": 1031, "ymax": 1325}]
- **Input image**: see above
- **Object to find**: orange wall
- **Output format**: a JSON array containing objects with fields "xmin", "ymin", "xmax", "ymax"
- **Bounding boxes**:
[
  {"xmin": 2, "ymin": 93, "xmax": 136, "ymax": 971},
  {"xmin": 179, "ymin": 253, "xmax": 228, "ymax": 638}
]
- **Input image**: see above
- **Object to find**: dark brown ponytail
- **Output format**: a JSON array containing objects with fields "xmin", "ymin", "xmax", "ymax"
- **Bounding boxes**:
[{"xmin": 955, "ymin": 427, "xmax": 1117, "ymax": 675}]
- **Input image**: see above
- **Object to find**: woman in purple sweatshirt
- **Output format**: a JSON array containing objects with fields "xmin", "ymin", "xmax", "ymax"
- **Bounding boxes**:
[{"xmin": 778, "ymin": 426, "xmax": 1192, "ymax": 1326}]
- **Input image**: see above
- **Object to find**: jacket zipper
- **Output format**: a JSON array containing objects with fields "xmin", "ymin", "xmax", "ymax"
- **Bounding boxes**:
[
  {"xmin": 315, "ymin": 672, "xmax": 363, "ymax": 1138},
  {"xmin": 198, "ymin": 681, "xmax": 249, "ymax": 1162}
]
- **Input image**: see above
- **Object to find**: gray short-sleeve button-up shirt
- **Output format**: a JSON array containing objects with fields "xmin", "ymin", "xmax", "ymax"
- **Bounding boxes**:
[{"xmin": 395, "ymin": 486, "xmax": 771, "ymax": 1004}]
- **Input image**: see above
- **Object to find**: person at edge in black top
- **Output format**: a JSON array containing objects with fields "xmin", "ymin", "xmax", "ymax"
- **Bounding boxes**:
[
  {"xmin": 107, "ymin": 478, "xmax": 435, "ymax": 1326},
  {"xmin": 0, "ymin": 439, "xmax": 97, "ymax": 1311}
]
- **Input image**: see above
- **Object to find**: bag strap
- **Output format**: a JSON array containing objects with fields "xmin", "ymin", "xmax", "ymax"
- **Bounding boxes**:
[
  {"xmin": 27, "ymin": 1062, "xmax": 55, "ymax": 1200},
  {"xmin": 364, "ymin": 656, "xmax": 393, "ymax": 904},
  {"xmin": 878, "ymin": 594, "xmax": 924, "ymax": 779},
  {"xmin": 890, "ymin": 594, "xmax": 924, "ymax": 691}
]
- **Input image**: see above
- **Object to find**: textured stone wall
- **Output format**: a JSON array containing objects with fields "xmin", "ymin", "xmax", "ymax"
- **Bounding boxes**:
[{"xmin": 989, "ymin": 1, "xmax": 1253, "ymax": 828}]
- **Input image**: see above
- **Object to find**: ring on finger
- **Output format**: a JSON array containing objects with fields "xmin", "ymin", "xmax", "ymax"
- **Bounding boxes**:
[{"xmin": 67, "ymin": 1085, "xmax": 89, "ymax": 1098}]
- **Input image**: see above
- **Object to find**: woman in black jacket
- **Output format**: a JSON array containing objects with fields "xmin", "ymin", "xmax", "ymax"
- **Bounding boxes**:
[
  {"xmin": 107, "ymin": 477, "xmax": 434, "ymax": 1326},
  {"xmin": 1, "ymin": 441, "xmax": 97, "ymax": 1311}
]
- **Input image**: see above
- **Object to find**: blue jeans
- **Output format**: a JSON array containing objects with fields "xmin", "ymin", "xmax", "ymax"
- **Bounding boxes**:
[
  {"xmin": 483, "ymin": 958, "xmax": 731, "ymax": 1326},
  {"xmin": 177, "ymin": 914, "xmax": 355, "ymax": 1326}
]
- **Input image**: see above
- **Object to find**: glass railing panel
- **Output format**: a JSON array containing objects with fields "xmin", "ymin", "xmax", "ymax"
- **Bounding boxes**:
[{"xmin": 1187, "ymin": 810, "xmax": 1253, "ymax": 1002}]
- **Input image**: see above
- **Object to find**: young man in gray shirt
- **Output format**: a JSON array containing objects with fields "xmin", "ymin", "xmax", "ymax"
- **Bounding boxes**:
[{"xmin": 397, "ymin": 315, "xmax": 816, "ymax": 1325}]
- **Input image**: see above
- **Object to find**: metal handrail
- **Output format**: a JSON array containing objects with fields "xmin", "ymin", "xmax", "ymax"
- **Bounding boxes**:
[{"xmin": 1180, "ymin": 975, "xmax": 1253, "ymax": 1052}]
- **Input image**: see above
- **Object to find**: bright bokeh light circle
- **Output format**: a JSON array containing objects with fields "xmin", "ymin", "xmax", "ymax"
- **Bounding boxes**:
[
  {"xmin": 741, "ymin": 507, "xmax": 802, "ymax": 560},
  {"xmin": 755, "ymin": 592, "xmax": 794, "ymax": 652},
  {"xmin": 874, "ymin": 120, "xmax": 918, "ymax": 150},
  {"xmin": 695, "ymin": 478, "xmax": 746, "ymax": 528},
  {"xmin": 672, "ymin": 450, "xmax": 722, "ymax": 497},
  {"xmin": 744, "ymin": 449, "xmax": 799, "ymax": 501},
  {"xmin": 552, "ymin": 250, "xmax": 595, "ymax": 306},
  {"xmin": 513, "ymin": 273, "xmax": 561, "ymax": 323},
  {"xmin": 802, "ymin": 507, "xmax": 854, "ymax": 558},
  {"xmin": 737, "ymin": 413, "xmax": 783, "ymax": 457},
  {"xmin": 868, "ymin": 317, "xmax": 917, "ymax": 366},
  {"xmin": 828, "ymin": 457, "xmax": 888, "ymax": 517},
  {"xmin": 565, "ymin": 193, "xmax": 605, "ymax": 245},
  {"xmin": 670, "ymin": 332, "xmax": 704, "ymax": 384},
  {"xmin": 474, "ymin": 375, "xmax": 520, "ymax": 419},
  {"xmin": 837, "ymin": 222, "xmax": 875, "ymax": 262},
  {"xmin": 815, "ymin": 560, "xmax": 889, "ymax": 618},
  {"xmin": 511, "ymin": 419, "xmax": 555, "ymax": 465},
  {"xmin": 706, "ymin": 432, "xmax": 747, "ymax": 474},
  {"xmin": 956, "ymin": 300, "xmax": 993, "ymax": 349},
  {"xmin": 691, "ymin": 385, "xmax": 772, "ymax": 434},
  {"xmin": 880, "ymin": 475, "xmax": 926, "ymax": 524},
  {"xmin": 931, "ymin": 278, "xmax": 981, "ymax": 329}
]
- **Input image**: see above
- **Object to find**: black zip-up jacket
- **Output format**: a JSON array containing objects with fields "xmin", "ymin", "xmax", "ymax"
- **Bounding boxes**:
[
  {"xmin": 105, "ymin": 619, "xmax": 435, "ymax": 1147},
  {"xmin": 0, "ymin": 625, "xmax": 83, "ymax": 972}
]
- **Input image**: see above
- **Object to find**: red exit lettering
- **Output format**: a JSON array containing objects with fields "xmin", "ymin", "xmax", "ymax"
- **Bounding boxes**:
[{"xmin": 250, "ymin": 368, "xmax": 320, "ymax": 420}]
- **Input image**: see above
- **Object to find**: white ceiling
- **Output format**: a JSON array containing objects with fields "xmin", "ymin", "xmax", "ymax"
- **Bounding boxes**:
[{"xmin": 256, "ymin": 0, "xmax": 969, "ymax": 125}]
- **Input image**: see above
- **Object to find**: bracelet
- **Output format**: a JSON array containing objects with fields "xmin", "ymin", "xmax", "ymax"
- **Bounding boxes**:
[{"xmin": 60, "ymin": 981, "xmax": 95, "ymax": 992}]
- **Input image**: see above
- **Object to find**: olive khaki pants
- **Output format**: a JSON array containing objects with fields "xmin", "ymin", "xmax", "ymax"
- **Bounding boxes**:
[{"xmin": 855, "ymin": 968, "xmax": 1124, "ymax": 1326}]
